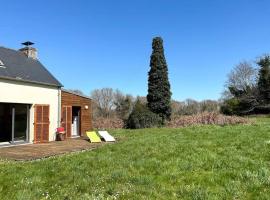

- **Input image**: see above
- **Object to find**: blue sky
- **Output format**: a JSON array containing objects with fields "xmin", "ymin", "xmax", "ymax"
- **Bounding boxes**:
[{"xmin": 1, "ymin": 0, "xmax": 270, "ymax": 101}]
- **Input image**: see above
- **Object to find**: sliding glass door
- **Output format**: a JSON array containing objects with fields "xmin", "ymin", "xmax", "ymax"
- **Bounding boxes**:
[
  {"xmin": 0, "ymin": 104, "xmax": 12, "ymax": 143},
  {"xmin": 14, "ymin": 104, "xmax": 29, "ymax": 142},
  {"xmin": 0, "ymin": 103, "xmax": 29, "ymax": 144}
]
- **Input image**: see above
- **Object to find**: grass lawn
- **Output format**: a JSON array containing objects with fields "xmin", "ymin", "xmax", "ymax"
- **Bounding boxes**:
[{"xmin": 1, "ymin": 118, "xmax": 270, "ymax": 199}]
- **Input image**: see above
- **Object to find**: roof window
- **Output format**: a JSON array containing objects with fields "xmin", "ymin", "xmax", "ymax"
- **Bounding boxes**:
[{"xmin": 0, "ymin": 60, "xmax": 5, "ymax": 68}]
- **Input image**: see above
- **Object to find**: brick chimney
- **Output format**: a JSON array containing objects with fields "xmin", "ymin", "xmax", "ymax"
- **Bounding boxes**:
[{"xmin": 19, "ymin": 41, "xmax": 38, "ymax": 60}]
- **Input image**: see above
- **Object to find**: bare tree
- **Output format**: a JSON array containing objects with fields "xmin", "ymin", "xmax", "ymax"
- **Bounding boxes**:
[
  {"xmin": 224, "ymin": 61, "xmax": 257, "ymax": 99},
  {"xmin": 172, "ymin": 99, "xmax": 220, "ymax": 115},
  {"xmin": 136, "ymin": 96, "xmax": 147, "ymax": 105},
  {"xmin": 176, "ymin": 99, "xmax": 200, "ymax": 115},
  {"xmin": 221, "ymin": 61, "xmax": 259, "ymax": 115},
  {"xmin": 91, "ymin": 88, "xmax": 116, "ymax": 118},
  {"xmin": 200, "ymin": 100, "xmax": 219, "ymax": 112},
  {"xmin": 114, "ymin": 89, "xmax": 125, "ymax": 107},
  {"xmin": 115, "ymin": 93, "xmax": 134, "ymax": 120},
  {"xmin": 171, "ymin": 100, "xmax": 184, "ymax": 116},
  {"xmin": 91, "ymin": 88, "xmax": 136, "ymax": 119}
]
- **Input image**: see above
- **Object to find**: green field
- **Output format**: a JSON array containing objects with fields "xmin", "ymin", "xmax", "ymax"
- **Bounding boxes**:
[{"xmin": 0, "ymin": 117, "xmax": 270, "ymax": 200}]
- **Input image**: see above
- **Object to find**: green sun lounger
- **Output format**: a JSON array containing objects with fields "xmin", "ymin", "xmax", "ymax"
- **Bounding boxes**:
[{"xmin": 86, "ymin": 131, "xmax": 102, "ymax": 143}]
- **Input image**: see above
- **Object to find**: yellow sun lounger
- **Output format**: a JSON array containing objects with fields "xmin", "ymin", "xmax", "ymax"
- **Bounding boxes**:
[{"xmin": 86, "ymin": 131, "xmax": 102, "ymax": 143}]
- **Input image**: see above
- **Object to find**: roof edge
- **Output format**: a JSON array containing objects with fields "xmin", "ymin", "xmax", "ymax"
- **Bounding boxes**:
[
  {"xmin": 61, "ymin": 89, "xmax": 92, "ymax": 100},
  {"xmin": 0, "ymin": 76, "xmax": 63, "ymax": 88}
]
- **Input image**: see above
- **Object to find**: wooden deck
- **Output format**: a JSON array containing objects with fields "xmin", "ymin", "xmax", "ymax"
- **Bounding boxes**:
[{"xmin": 0, "ymin": 138, "xmax": 104, "ymax": 161}]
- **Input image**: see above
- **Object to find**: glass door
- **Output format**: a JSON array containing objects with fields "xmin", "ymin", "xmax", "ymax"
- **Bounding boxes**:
[
  {"xmin": 13, "ymin": 104, "xmax": 29, "ymax": 142},
  {"xmin": 0, "ymin": 104, "xmax": 12, "ymax": 143}
]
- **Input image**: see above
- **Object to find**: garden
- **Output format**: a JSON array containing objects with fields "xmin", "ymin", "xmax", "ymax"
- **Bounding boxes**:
[{"xmin": 0, "ymin": 116, "xmax": 269, "ymax": 199}]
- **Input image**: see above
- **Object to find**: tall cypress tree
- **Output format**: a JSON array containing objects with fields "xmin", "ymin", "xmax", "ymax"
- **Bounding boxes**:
[
  {"xmin": 257, "ymin": 55, "xmax": 270, "ymax": 104},
  {"xmin": 147, "ymin": 37, "xmax": 172, "ymax": 121}
]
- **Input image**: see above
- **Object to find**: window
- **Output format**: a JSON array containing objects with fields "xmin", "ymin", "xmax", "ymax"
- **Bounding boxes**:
[{"xmin": 0, "ymin": 60, "xmax": 6, "ymax": 69}]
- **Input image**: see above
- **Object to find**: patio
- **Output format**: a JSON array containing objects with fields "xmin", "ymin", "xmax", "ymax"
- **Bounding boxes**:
[{"xmin": 0, "ymin": 137, "xmax": 104, "ymax": 161}]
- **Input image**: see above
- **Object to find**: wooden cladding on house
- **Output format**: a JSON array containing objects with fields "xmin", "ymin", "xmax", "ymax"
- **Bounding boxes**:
[
  {"xmin": 61, "ymin": 91, "xmax": 92, "ymax": 137},
  {"xmin": 34, "ymin": 105, "xmax": 50, "ymax": 143}
]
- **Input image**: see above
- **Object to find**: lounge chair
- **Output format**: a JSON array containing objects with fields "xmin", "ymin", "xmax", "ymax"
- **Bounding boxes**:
[
  {"xmin": 98, "ymin": 131, "xmax": 116, "ymax": 142},
  {"xmin": 86, "ymin": 131, "xmax": 102, "ymax": 143}
]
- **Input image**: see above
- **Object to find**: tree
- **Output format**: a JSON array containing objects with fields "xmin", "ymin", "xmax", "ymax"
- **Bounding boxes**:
[
  {"xmin": 91, "ymin": 88, "xmax": 136, "ymax": 119},
  {"xmin": 200, "ymin": 100, "xmax": 220, "ymax": 113},
  {"xmin": 115, "ymin": 92, "xmax": 134, "ymax": 120},
  {"xmin": 171, "ymin": 100, "xmax": 184, "ymax": 116},
  {"xmin": 172, "ymin": 99, "xmax": 220, "ymax": 115},
  {"xmin": 257, "ymin": 55, "xmax": 270, "ymax": 104},
  {"xmin": 90, "ymin": 88, "xmax": 115, "ymax": 118},
  {"xmin": 221, "ymin": 61, "xmax": 258, "ymax": 115},
  {"xmin": 182, "ymin": 99, "xmax": 200, "ymax": 115},
  {"xmin": 224, "ymin": 61, "xmax": 257, "ymax": 99},
  {"xmin": 147, "ymin": 37, "xmax": 172, "ymax": 122}
]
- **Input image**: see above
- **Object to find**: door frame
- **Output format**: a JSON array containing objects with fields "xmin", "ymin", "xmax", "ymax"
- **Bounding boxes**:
[
  {"xmin": 11, "ymin": 104, "xmax": 30, "ymax": 144},
  {"xmin": 0, "ymin": 103, "xmax": 30, "ymax": 145},
  {"xmin": 71, "ymin": 106, "xmax": 81, "ymax": 137}
]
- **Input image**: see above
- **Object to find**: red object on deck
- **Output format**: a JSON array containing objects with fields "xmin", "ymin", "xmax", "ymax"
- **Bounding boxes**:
[{"xmin": 56, "ymin": 127, "xmax": 65, "ymax": 133}]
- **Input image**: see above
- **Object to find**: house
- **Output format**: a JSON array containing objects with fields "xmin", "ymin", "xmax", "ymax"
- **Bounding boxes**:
[{"xmin": 0, "ymin": 42, "xmax": 92, "ymax": 146}]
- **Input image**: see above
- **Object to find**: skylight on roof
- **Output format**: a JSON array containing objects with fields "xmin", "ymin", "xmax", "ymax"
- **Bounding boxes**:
[{"xmin": 0, "ymin": 60, "xmax": 5, "ymax": 68}]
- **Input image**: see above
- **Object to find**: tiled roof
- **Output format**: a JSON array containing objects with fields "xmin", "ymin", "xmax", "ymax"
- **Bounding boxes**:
[{"xmin": 0, "ymin": 47, "xmax": 62, "ymax": 87}]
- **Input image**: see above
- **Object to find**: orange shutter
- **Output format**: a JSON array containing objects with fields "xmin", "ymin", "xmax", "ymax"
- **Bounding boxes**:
[
  {"xmin": 34, "ymin": 105, "xmax": 50, "ymax": 143},
  {"xmin": 62, "ymin": 106, "xmax": 72, "ymax": 138}
]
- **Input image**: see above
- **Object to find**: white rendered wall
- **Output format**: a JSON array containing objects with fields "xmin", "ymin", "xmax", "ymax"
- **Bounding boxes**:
[{"xmin": 0, "ymin": 79, "xmax": 60, "ymax": 142}]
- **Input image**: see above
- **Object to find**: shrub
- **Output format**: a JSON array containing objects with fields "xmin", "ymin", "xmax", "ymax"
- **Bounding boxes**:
[
  {"xmin": 93, "ymin": 117, "xmax": 124, "ymax": 129},
  {"xmin": 220, "ymin": 98, "xmax": 240, "ymax": 115},
  {"xmin": 167, "ymin": 112, "xmax": 250, "ymax": 128},
  {"xmin": 126, "ymin": 101, "xmax": 162, "ymax": 129}
]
